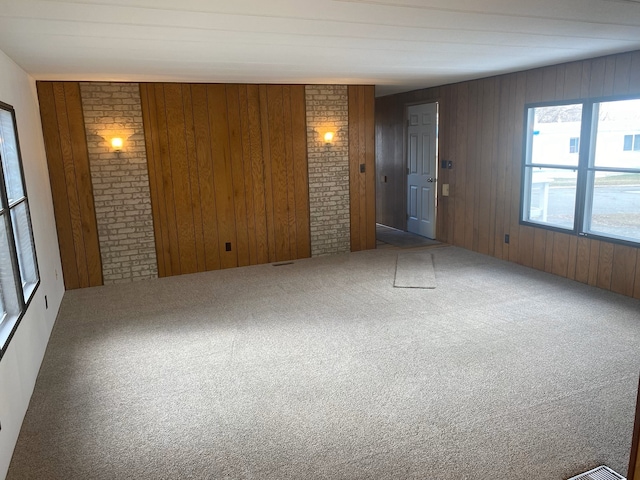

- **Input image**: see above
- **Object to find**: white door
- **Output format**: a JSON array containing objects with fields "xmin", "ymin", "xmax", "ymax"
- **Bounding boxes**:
[{"xmin": 406, "ymin": 103, "xmax": 437, "ymax": 238}]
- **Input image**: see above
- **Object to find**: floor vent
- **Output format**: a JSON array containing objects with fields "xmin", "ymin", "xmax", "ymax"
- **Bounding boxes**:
[{"xmin": 567, "ymin": 465, "xmax": 626, "ymax": 480}]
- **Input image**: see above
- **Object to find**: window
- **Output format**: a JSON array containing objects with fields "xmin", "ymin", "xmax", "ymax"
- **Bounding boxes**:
[
  {"xmin": 0, "ymin": 101, "xmax": 39, "ymax": 359},
  {"xmin": 623, "ymin": 134, "xmax": 640, "ymax": 151},
  {"xmin": 522, "ymin": 97, "xmax": 640, "ymax": 246},
  {"xmin": 569, "ymin": 137, "xmax": 579, "ymax": 154}
]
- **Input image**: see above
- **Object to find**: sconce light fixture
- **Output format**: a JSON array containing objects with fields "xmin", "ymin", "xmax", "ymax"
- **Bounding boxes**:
[
  {"xmin": 324, "ymin": 131, "xmax": 334, "ymax": 145},
  {"xmin": 111, "ymin": 137, "xmax": 124, "ymax": 152}
]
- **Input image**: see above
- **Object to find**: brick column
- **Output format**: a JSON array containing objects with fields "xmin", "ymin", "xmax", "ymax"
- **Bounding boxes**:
[
  {"xmin": 80, "ymin": 82, "xmax": 158, "ymax": 283},
  {"xmin": 305, "ymin": 85, "xmax": 351, "ymax": 256}
]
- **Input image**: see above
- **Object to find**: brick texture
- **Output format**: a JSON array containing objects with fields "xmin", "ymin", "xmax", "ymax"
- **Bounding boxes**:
[
  {"xmin": 305, "ymin": 85, "xmax": 351, "ymax": 256},
  {"xmin": 80, "ymin": 82, "xmax": 158, "ymax": 283}
]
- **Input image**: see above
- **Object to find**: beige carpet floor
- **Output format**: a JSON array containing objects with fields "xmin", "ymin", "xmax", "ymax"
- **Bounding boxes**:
[{"xmin": 7, "ymin": 246, "xmax": 640, "ymax": 480}]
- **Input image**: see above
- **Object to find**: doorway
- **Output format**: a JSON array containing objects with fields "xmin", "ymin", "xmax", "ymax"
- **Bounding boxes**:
[{"xmin": 406, "ymin": 102, "xmax": 438, "ymax": 239}]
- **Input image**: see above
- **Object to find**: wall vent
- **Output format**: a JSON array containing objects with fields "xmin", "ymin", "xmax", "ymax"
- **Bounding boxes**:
[{"xmin": 567, "ymin": 465, "xmax": 626, "ymax": 480}]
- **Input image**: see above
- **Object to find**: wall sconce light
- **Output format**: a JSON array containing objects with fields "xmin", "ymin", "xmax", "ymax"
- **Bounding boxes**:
[
  {"xmin": 111, "ymin": 137, "xmax": 124, "ymax": 152},
  {"xmin": 324, "ymin": 131, "xmax": 334, "ymax": 145}
]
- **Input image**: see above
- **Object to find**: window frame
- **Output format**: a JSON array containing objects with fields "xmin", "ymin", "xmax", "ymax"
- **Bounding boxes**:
[
  {"xmin": 0, "ymin": 100, "xmax": 40, "ymax": 360},
  {"xmin": 520, "ymin": 94, "xmax": 640, "ymax": 249}
]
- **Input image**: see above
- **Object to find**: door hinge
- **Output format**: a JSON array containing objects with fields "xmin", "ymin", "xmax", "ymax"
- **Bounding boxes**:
[{"xmin": 406, "ymin": 167, "xmax": 410, "ymax": 174}]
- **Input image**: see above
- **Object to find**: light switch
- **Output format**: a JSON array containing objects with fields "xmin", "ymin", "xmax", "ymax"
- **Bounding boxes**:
[{"xmin": 442, "ymin": 184, "xmax": 450, "ymax": 196}]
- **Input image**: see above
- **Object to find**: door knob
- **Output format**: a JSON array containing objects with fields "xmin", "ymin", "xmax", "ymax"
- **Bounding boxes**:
[{"xmin": 427, "ymin": 177, "xmax": 434, "ymax": 183}]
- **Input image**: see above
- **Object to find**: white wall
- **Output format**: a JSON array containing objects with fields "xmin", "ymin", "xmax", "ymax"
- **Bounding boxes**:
[{"xmin": 0, "ymin": 50, "xmax": 64, "ymax": 480}]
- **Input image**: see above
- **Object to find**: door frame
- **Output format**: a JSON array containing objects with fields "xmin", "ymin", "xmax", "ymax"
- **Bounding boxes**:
[{"xmin": 403, "ymin": 100, "xmax": 440, "ymax": 237}]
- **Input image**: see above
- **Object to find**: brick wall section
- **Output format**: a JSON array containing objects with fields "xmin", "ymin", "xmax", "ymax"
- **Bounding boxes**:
[
  {"xmin": 305, "ymin": 85, "xmax": 351, "ymax": 256},
  {"xmin": 80, "ymin": 82, "xmax": 158, "ymax": 283}
]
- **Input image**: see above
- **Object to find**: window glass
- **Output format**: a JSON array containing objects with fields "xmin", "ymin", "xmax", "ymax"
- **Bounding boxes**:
[
  {"xmin": 0, "ymin": 215, "xmax": 20, "ymax": 320},
  {"xmin": 523, "ymin": 167, "xmax": 577, "ymax": 229},
  {"xmin": 0, "ymin": 109, "xmax": 24, "ymax": 204},
  {"xmin": 528, "ymin": 104, "xmax": 582, "ymax": 167},
  {"xmin": 10, "ymin": 201, "xmax": 38, "ymax": 298},
  {"xmin": 585, "ymin": 171, "xmax": 640, "ymax": 242},
  {"xmin": 0, "ymin": 284, "xmax": 5, "ymax": 324},
  {"xmin": 593, "ymin": 99, "xmax": 640, "ymax": 169}
]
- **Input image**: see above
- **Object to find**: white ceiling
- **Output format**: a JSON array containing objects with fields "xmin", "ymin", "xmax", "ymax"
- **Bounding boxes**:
[{"xmin": 0, "ymin": 0, "xmax": 639, "ymax": 96}]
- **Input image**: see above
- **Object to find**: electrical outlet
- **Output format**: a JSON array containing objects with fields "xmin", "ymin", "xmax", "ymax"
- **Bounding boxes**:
[
  {"xmin": 504, "ymin": 234, "xmax": 510, "ymax": 244},
  {"xmin": 442, "ymin": 184, "xmax": 450, "ymax": 196},
  {"xmin": 225, "ymin": 242, "xmax": 231, "ymax": 252}
]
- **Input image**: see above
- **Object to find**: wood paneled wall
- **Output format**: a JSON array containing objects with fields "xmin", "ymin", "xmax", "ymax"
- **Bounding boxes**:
[
  {"xmin": 140, "ymin": 83, "xmax": 310, "ymax": 276},
  {"xmin": 348, "ymin": 85, "xmax": 376, "ymax": 251},
  {"xmin": 376, "ymin": 50, "xmax": 640, "ymax": 299},
  {"xmin": 36, "ymin": 81, "xmax": 102, "ymax": 289}
]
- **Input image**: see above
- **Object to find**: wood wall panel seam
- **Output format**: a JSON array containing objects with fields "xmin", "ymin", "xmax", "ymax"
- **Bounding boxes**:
[
  {"xmin": 226, "ymin": 84, "xmax": 250, "ymax": 267},
  {"xmin": 53, "ymin": 82, "xmax": 90, "ymax": 288},
  {"xmin": 613, "ymin": 53, "xmax": 631, "ymax": 96},
  {"xmin": 266, "ymin": 85, "xmax": 291, "ymax": 261},
  {"xmin": 156, "ymin": 84, "xmax": 182, "ymax": 276},
  {"xmin": 564, "ymin": 62, "xmax": 583, "ymax": 100},
  {"xmin": 556, "ymin": 65, "xmax": 567, "ymax": 101},
  {"xmin": 182, "ymin": 84, "xmax": 206, "ymax": 273},
  {"xmin": 192, "ymin": 84, "xmax": 222, "ymax": 271},
  {"xmin": 348, "ymin": 86, "xmax": 361, "ymax": 251},
  {"xmin": 365, "ymin": 85, "xmax": 376, "ymax": 250},
  {"xmin": 166, "ymin": 83, "xmax": 199, "ymax": 274},
  {"xmin": 282, "ymin": 86, "xmax": 298, "ymax": 260},
  {"xmin": 208, "ymin": 84, "xmax": 239, "ymax": 270},
  {"xmin": 259, "ymin": 85, "xmax": 277, "ymax": 262},
  {"xmin": 291, "ymin": 85, "xmax": 311, "ymax": 259},
  {"xmin": 634, "ymin": 253, "xmax": 640, "ymax": 299},
  {"xmin": 358, "ymin": 86, "xmax": 368, "ymax": 250},
  {"xmin": 140, "ymin": 85, "xmax": 165, "ymax": 277},
  {"xmin": 238, "ymin": 85, "xmax": 259, "ymax": 265},
  {"xmin": 610, "ymin": 245, "xmax": 637, "ymax": 297},
  {"xmin": 247, "ymin": 85, "xmax": 269, "ymax": 265}
]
